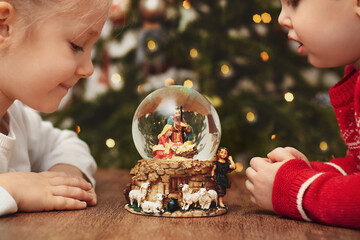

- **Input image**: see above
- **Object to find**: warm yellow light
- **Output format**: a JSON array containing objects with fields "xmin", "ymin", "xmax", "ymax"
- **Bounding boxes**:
[
  {"xmin": 147, "ymin": 40, "xmax": 156, "ymax": 51},
  {"xmin": 190, "ymin": 48, "xmax": 198, "ymax": 58},
  {"xmin": 260, "ymin": 51, "xmax": 269, "ymax": 62},
  {"xmin": 183, "ymin": 0, "xmax": 191, "ymax": 9},
  {"xmin": 319, "ymin": 141, "xmax": 328, "ymax": 151},
  {"xmin": 284, "ymin": 92, "xmax": 294, "ymax": 102},
  {"xmin": 253, "ymin": 14, "xmax": 261, "ymax": 23},
  {"xmin": 111, "ymin": 73, "xmax": 122, "ymax": 83},
  {"xmin": 235, "ymin": 163, "xmax": 244, "ymax": 173},
  {"xmin": 76, "ymin": 125, "xmax": 81, "ymax": 134},
  {"xmin": 137, "ymin": 84, "xmax": 143, "ymax": 94},
  {"xmin": 221, "ymin": 64, "xmax": 230, "ymax": 75},
  {"xmin": 271, "ymin": 134, "xmax": 276, "ymax": 140},
  {"xmin": 261, "ymin": 12, "xmax": 272, "ymax": 23},
  {"xmin": 184, "ymin": 79, "xmax": 193, "ymax": 88},
  {"xmin": 246, "ymin": 111, "xmax": 256, "ymax": 122},
  {"xmin": 211, "ymin": 96, "xmax": 223, "ymax": 108},
  {"xmin": 164, "ymin": 78, "xmax": 175, "ymax": 86},
  {"xmin": 106, "ymin": 138, "xmax": 116, "ymax": 148}
]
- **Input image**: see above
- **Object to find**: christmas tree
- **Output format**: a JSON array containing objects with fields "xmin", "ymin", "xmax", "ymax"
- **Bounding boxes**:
[{"xmin": 45, "ymin": 0, "xmax": 346, "ymax": 170}]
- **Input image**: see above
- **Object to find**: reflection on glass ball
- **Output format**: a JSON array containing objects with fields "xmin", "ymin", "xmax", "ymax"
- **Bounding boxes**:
[{"xmin": 132, "ymin": 86, "xmax": 221, "ymax": 161}]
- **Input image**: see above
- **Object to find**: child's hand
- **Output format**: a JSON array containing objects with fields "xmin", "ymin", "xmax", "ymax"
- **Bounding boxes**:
[
  {"xmin": 245, "ymin": 157, "xmax": 285, "ymax": 211},
  {"xmin": 267, "ymin": 147, "xmax": 311, "ymax": 167},
  {"xmin": 0, "ymin": 171, "xmax": 95, "ymax": 212},
  {"xmin": 49, "ymin": 164, "xmax": 97, "ymax": 206}
]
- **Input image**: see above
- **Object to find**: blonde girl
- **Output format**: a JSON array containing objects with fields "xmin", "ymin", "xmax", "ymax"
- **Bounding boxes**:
[{"xmin": 0, "ymin": 0, "xmax": 111, "ymax": 216}]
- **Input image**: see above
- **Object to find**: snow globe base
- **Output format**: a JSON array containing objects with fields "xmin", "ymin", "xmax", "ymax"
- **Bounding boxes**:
[
  {"xmin": 124, "ymin": 204, "xmax": 227, "ymax": 218},
  {"xmin": 124, "ymin": 158, "xmax": 227, "ymax": 217}
]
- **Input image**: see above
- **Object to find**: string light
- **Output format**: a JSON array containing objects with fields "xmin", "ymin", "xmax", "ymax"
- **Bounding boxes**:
[
  {"xmin": 137, "ymin": 84, "xmax": 143, "ymax": 94},
  {"xmin": 183, "ymin": 0, "xmax": 191, "ymax": 9},
  {"xmin": 147, "ymin": 40, "xmax": 157, "ymax": 51},
  {"xmin": 76, "ymin": 125, "xmax": 81, "ymax": 134},
  {"xmin": 260, "ymin": 51, "xmax": 269, "ymax": 62},
  {"xmin": 144, "ymin": 0, "xmax": 159, "ymax": 11},
  {"xmin": 253, "ymin": 14, "xmax": 261, "ymax": 23},
  {"xmin": 111, "ymin": 73, "xmax": 122, "ymax": 84},
  {"xmin": 189, "ymin": 48, "xmax": 198, "ymax": 58},
  {"xmin": 246, "ymin": 111, "xmax": 256, "ymax": 122},
  {"xmin": 184, "ymin": 79, "xmax": 193, "ymax": 88},
  {"xmin": 261, "ymin": 12, "xmax": 272, "ymax": 23},
  {"xmin": 253, "ymin": 12, "xmax": 272, "ymax": 24},
  {"xmin": 221, "ymin": 64, "xmax": 230, "ymax": 76},
  {"xmin": 106, "ymin": 138, "xmax": 116, "ymax": 148},
  {"xmin": 319, "ymin": 141, "xmax": 328, "ymax": 151},
  {"xmin": 284, "ymin": 92, "xmax": 294, "ymax": 102},
  {"xmin": 271, "ymin": 134, "xmax": 276, "ymax": 140},
  {"xmin": 210, "ymin": 96, "xmax": 222, "ymax": 108}
]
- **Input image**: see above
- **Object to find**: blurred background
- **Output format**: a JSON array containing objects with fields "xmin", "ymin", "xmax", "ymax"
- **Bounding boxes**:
[{"xmin": 44, "ymin": 0, "xmax": 346, "ymax": 171}]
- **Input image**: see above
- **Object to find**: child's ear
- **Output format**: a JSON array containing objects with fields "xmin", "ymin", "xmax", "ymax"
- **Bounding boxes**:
[
  {"xmin": 0, "ymin": 2, "xmax": 15, "ymax": 47},
  {"xmin": 356, "ymin": 0, "xmax": 360, "ymax": 17}
]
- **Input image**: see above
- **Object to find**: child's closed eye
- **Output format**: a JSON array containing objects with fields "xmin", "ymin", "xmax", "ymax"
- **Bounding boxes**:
[{"xmin": 70, "ymin": 42, "xmax": 84, "ymax": 52}]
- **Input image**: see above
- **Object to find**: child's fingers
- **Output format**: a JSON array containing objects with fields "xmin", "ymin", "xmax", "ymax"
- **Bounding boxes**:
[
  {"xmin": 51, "ymin": 197, "xmax": 87, "ymax": 210},
  {"xmin": 86, "ymin": 188, "xmax": 97, "ymax": 206},
  {"xmin": 245, "ymin": 179, "xmax": 255, "ymax": 192},
  {"xmin": 52, "ymin": 185, "xmax": 95, "ymax": 202},
  {"xmin": 250, "ymin": 195, "xmax": 256, "ymax": 204},
  {"xmin": 249, "ymin": 157, "xmax": 270, "ymax": 171},
  {"xmin": 40, "ymin": 171, "xmax": 68, "ymax": 178},
  {"xmin": 245, "ymin": 167, "xmax": 257, "ymax": 181},
  {"xmin": 267, "ymin": 147, "xmax": 295, "ymax": 162},
  {"xmin": 48, "ymin": 176, "xmax": 92, "ymax": 190},
  {"xmin": 284, "ymin": 147, "xmax": 309, "ymax": 161},
  {"xmin": 244, "ymin": 178, "xmax": 257, "ymax": 205}
]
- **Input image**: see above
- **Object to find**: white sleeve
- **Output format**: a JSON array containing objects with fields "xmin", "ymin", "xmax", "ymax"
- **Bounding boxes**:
[
  {"xmin": 20, "ymin": 104, "xmax": 97, "ymax": 186},
  {"xmin": 0, "ymin": 186, "xmax": 17, "ymax": 216}
]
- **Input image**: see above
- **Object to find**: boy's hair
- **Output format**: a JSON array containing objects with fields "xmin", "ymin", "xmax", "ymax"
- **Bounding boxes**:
[{"xmin": 6, "ymin": 0, "xmax": 112, "ymax": 32}]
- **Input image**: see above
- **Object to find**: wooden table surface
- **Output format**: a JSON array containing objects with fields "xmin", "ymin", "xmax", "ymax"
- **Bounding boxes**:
[{"xmin": 0, "ymin": 169, "xmax": 359, "ymax": 240}]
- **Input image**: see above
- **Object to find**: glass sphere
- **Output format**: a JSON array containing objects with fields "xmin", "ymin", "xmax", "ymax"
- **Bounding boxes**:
[{"xmin": 132, "ymin": 86, "xmax": 221, "ymax": 161}]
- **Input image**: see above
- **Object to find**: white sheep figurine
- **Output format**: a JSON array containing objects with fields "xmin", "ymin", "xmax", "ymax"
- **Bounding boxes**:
[
  {"xmin": 128, "ymin": 182, "xmax": 150, "ymax": 207},
  {"xmin": 141, "ymin": 193, "xmax": 164, "ymax": 213},
  {"xmin": 198, "ymin": 188, "xmax": 218, "ymax": 210},
  {"xmin": 181, "ymin": 184, "xmax": 200, "ymax": 211},
  {"xmin": 208, "ymin": 189, "xmax": 218, "ymax": 206}
]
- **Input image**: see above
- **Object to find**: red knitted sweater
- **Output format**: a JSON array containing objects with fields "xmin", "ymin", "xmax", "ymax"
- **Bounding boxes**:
[{"xmin": 272, "ymin": 65, "xmax": 360, "ymax": 229}]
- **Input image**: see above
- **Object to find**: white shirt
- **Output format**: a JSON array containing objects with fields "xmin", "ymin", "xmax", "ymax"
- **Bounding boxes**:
[{"xmin": 0, "ymin": 101, "xmax": 97, "ymax": 216}]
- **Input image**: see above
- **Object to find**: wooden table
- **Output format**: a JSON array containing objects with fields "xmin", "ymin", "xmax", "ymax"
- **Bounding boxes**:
[{"xmin": 0, "ymin": 169, "xmax": 359, "ymax": 240}]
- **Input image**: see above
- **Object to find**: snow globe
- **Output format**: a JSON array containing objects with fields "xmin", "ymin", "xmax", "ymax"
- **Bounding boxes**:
[{"xmin": 124, "ymin": 86, "xmax": 228, "ymax": 217}]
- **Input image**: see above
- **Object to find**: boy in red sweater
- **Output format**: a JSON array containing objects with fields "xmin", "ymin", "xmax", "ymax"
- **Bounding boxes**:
[{"xmin": 245, "ymin": 0, "xmax": 360, "ymax": 229}]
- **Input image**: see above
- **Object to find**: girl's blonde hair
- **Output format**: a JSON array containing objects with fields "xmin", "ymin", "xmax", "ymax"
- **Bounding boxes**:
[{"xmin": 7, "ymin": 0, "xmax": 112, "ymax": 31}]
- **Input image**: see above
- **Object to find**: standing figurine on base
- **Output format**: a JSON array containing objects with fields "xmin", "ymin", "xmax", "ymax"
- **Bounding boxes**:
[{"xmin": 211, "ymin": 147, "xmax": 236, "ymax": 208}]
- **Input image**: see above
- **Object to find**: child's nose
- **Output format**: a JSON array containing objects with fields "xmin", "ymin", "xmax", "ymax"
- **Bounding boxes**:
[
  {"xmin": 76, "ymin": 54, "xmax": 94, "ymax": 79},
  {"xmin": 278, "ymin": 8, "xmax": 292, "ymax": 29}
]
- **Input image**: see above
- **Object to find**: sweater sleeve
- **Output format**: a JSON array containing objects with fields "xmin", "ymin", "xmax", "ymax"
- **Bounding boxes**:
[
  {"xmin": 273, "ymin": 159, "xmax": 360, "ymax": 229},
  {"xmin": 0, "ymin": 186, "xmax": 17, "ymax": 216},
  {"xmin": 18, "ymin": 103, "xmax": 97, "ymax": 186},
  {"xmin": 310, "ymin": 154, "xmax": 358, "ymax": 175}
]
